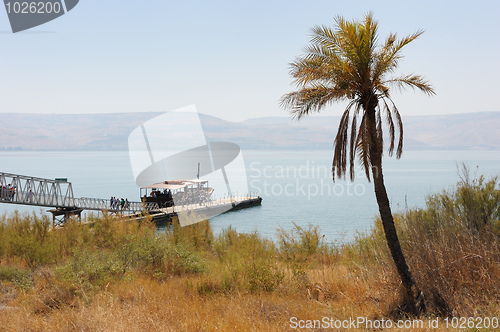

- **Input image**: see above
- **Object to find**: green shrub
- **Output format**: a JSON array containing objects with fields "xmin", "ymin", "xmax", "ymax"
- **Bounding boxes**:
[
  {"xmin": 164, "ymin": 243, "xmax": 207, "ymax": 276},
  {"xmin": 277, "ymin": 222, "xmax": 332, "ymax": 263},
  {"xmin": 54, "ymin": 218, "xmax": 91, "ymax": 257},
  {"xmin": 0, "ymin": 266, "xmax": 33, "ymax": 291},
  {"xmin": 203, "ymin": 229, "xmax": 285, "ymax": 294},
  {"xmin": 419, "ymin": 165, "xmax": 500, "ymax": 235},
  {"xmin": 167, "ymin": 219, "xmax": 213, "ymax": 251},
  {"xmin": 247, "ymin": 260, "xmax": 285, "ymax": 292},
  {"xmin": 212, "ymin": 226, "xmax": 239, "ymax": 259},
  {"xmin": 117, "ymin": 234, "xmax": 207, "ymax": 279},
  {"xmin": 196, "ymin": 257, "xmax": 285, "ymax": 295},
  {"xmin": 7, "ymin": 212, "xmax": 58, "ymax": 267},
  {"xmin": 90, "ymin": 214, "xmax": 124, "ymax": 249},
  {"xmin": 56, "ymin": 249, "xmax": 124, "ymax": 297},
  {"xmin": 0, "ymin": 221, "xmax": 6, "ymax": 262}
]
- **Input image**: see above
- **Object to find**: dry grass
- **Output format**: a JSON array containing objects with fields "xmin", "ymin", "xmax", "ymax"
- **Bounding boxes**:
[
  {"xmin": 0, "ymin": 268, "xmax": 398, "ymax": 332},
  {"xmin": 1, "ymin": 264, "xmax": 471, "ymax": 332},
  {"xmin": 1, "ymin": 172, "xmax": 500, "ymax": 331}
]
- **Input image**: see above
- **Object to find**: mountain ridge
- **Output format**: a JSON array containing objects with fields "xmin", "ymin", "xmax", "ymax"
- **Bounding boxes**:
[{"xmin": 1, "ymin": 111, "xmax": 499, "ymax": 151}]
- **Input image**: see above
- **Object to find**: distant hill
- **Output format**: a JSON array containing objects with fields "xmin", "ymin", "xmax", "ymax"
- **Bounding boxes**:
[
  {"xmin": 1, "ymin": 111, "xmax": 499, "ymax": 151},
  {"xmin": 0, "ymin": 113, "xmax": 160, "ymax": 151}
]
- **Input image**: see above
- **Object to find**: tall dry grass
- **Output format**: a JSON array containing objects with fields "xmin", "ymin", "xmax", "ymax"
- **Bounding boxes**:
[{"xmin": 352, "ymin": 168, "xmax": 500, "ymax": 317}]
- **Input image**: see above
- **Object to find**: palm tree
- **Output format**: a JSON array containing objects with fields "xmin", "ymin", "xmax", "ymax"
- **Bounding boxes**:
[{"xmin": 281, "ymin": 12, "xmax": 435, "ymax": 314}]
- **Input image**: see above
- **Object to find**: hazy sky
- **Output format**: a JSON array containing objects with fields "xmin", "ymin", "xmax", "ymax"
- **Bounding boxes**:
[{"xmin": 1, "ymin": 0, "xmax": 499, "ymax": 121}]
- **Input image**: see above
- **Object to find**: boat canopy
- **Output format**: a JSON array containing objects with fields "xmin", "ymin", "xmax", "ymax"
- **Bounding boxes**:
[{"xmin": 140, "ymin": 179, "xmax": 208, "ymax": 191}]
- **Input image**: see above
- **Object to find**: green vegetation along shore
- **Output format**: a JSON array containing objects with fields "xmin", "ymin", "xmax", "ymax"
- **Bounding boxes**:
[{"xmin": 1, "ymin": 172, "xmax": 499, "ymax": 331}]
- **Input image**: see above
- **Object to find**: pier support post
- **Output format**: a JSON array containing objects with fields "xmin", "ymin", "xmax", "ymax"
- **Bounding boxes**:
[{"xmin": 48, "ymin": 207, "xmax": 83, "ymax": 227}]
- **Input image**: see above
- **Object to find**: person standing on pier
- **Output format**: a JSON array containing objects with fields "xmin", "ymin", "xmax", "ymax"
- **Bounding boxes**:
[{"xmin": 26, "ymin": 190, "xmax": 34, "ymax": 203}]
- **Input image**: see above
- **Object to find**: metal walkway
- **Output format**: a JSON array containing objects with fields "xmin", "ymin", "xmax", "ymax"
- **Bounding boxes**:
[{"xmin": 0, "ymin": 172, "xmax": 158, "ymax": 213}]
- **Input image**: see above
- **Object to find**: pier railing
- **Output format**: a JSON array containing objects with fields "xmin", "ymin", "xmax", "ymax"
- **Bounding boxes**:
[
  {"xmin": 0, "ymin": 172, "xmax": 158, "ymax": 212},
  {"xmin": 1, "ymin": 172, "xmax": 75, "ymax": 207},
  {"xmin": 76, "ymin": 197, "xmax": 159, "ymax": 212}
]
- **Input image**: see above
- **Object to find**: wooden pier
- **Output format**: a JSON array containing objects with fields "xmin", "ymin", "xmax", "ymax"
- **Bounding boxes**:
[
  {"xmin": 134, "ymin": 196, "xmax": 262, "ymax": 226},
  {"xmin": 1, "ymin": 172, "xmax": 262, "ymax": 227}
]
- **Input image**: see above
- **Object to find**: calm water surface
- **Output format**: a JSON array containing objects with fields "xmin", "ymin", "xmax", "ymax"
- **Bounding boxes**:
[{"xmin": 1, "ymin": 150, "xmax": 499, "ymax": 243}]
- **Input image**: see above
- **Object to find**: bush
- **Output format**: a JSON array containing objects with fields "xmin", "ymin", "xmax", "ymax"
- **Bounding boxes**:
[
  {"xmin": 84, "ymin": 213, "xmax": 154, "ymax": 249},
  {"xmin": 117, "ymin": 233, "xmax": 207, "ymax": 279},
  {"xmin": 400, "ymin": 172, "xmax": 500, "ymax": 316},
  {"xmin": 212, "ymin": 226, "xmax": 238, "ymax": 259},
  {"xmin": 57, "ymin": 233, "xmax": 208, "ymax": 298},
  {"xmin": 7, "ymin": 212, "xmax": 58, "ymax": 267},
  {"xmin": 0, "ymin": 266, "xmax": 33, "ymax": 291},
  {"xmin": 167, "ymin": 219, "xmax": 213, "ymax": 251},
  {"xmin": 56, "ymin": 249, "xmax": 124, "ymax": 297},
  {"xmin": 0, "ymin": 220, "xmax": 6, "ymax": 262},
  {"xmin": 247, "ymin": 260, "xmax": 285, "ymax": 292},
  {"xmin": 200, "ymin": 229, "xmax": 285, "ymax": 294},
  {"xmin": 354, "ymin": 170, "xmax": 500, "ymax": 316},
  {"xmin": 164, "ymin": 243, "xmax": 207, "ymax": 276},
  {"xmin": 276, "ymin": 222, "xmax": 333, "ymax": 264}
]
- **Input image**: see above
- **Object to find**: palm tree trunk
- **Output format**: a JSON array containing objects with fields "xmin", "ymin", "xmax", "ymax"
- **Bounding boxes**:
[
  {"xmin": 371, "ymin": 165, "xmax": 424, "ymax": 313},
  {"xmin": 366, "ymin": 102, "xmax": 425, "ymax": 315}
]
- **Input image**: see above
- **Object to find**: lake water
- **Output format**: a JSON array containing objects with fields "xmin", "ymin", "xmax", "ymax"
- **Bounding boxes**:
[{"xmin": 1, "ymin": 150, "xmax": 499, "ymax": 243}]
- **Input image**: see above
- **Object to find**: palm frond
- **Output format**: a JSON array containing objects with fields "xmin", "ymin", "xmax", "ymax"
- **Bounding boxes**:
[
  {"xmin": 280, "ymin": 85, "xmax": 349, "ymax": 120},
  {"xmin": 349, "ymin": 109, "xmax": 358, "ymax": 180},
  {"xmin": 372, "ymin": 30, "xmax": 424, "ymax": 82},
  {"xmin": 383, "ymin": 74, "xmax": 435, "ymax": 95},
  {"xmin": 309, "ymin": 25, "xmax": 341, "ymax": 53},
  {"xmin": 388, "ymin": 98, "xmax": 404, "ymax": 158},
  {"xmin": 348, "ymin": 103, "xmax": 363, "ymax": 180},
  {"xmin": 355, "ymin": 113, "xmax": 372, "ymax": 181},
  {"xmin": 376, "ymin": 107, "xmax": 383, "ymax": 154},
  {"xmin": 382, "ymin": 99, "xmax": 396, "ymax": 155},
  {"xmin": 333, "ymin": 107, "xmax": 351, "ymax": 179}
]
